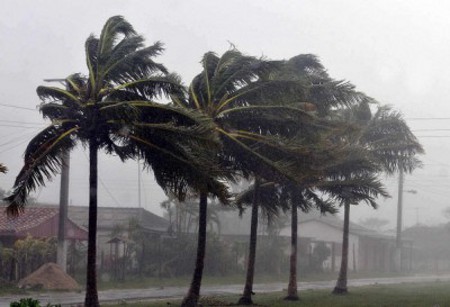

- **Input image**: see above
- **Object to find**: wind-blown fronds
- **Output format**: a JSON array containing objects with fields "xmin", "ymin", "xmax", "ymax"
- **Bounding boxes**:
[
  {"xmin": 319, "ymin": 174, "xmax": 389, "ymax": 209},
  {"xmin": 6, "ymin": 125, "xmax": 77, "ymax": 215},
  {"xmin": 282, "ymin": 54, "xmax": 369, "ymax": 116},
  {"xmin": 180, "ymin": 48, "xmax": 329, "ymax": 187},
  {"xmin": 362, "ymin": 105, "xmax": 424, "ymax": 174},
  {"xmin": 7, "ymin": 15, "xmax": 228, "ymax": 214}
]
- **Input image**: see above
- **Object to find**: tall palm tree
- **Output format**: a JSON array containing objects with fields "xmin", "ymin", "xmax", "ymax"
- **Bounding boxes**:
[
  {"xmin": 329, "ymin": 101, "xmax": 423, "ymax": 294},
  {"xmin": 235, "ymin": 179, "xmax": 336, "ymax": 301},
  {"xmin": 319, "ymin": 149, "xmax": 389, "ymax": 294},
  {"xmin": 5, "ymin": 16, "xmax": 225, "ymax": 307},
  {"xmin": 174, "ymin": 49, "xmax": 316, "ymax": 307},
  {"xmin": 268, "ymin": 53, "xmax": 366, "ymax": 301}
]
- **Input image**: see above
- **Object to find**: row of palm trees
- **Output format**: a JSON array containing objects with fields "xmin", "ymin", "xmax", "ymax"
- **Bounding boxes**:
[{"xmin": 4, "ymin": 16, "xmax": 423, "ymax": 307}]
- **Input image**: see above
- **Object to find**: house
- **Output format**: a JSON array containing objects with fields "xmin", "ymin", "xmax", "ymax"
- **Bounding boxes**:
[
  {"xmin": 217, "ymin": 208, "xmax": 408, "ymax": 273},
  {"xmin": 279, "ymin": 212, "xmax": 407, "ymax": 272},
  {"xmin": 0, "ymin": 204, "xmax": 169, "ymax": 258},
  {"xmin": 67, "ymin": 206, "xmax": 170, "ymax": 264},
  {"xmin": 0, "ymin": 206, "xmax": 87, "ymax": 246}
]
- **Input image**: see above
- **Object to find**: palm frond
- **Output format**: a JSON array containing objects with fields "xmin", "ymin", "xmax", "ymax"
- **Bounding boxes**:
[
  {"xmin": 0, "ymin": 163, "xmax": 7, "ymax": 174},
  {"xmin": 109, "ymin": 75, "xmax": 183, "ymax": 100},
  {"xmin": 5, "ymin": 125, "xmax": 78, "ymax": 216},
  {"xmin": 85, "ymin": 35, "xmax": 99, "ymax": 90},
  {"xmin": 36, "ymin": 86, "xmax": 82, "ymax": 107},
  {"xmin": 104, "ymin": 43, "xmax": 168, "ymax": 83},
  {"xmin": 98, "ymin": 15, "xmax": 136, "ymax": 55},
  {"xmin": 319, "ymin": 174, "xmax": 389, "ymax": 209}
]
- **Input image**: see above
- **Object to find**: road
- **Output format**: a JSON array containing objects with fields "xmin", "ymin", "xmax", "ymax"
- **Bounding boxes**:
[{"xmin": 1, "ymin": 274, "xmax": 450, "ymax": 306}]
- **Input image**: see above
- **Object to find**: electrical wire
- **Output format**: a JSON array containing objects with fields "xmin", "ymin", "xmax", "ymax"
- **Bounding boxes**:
[
  {"xmin": 81, "ymin": 150, "xmax": 122, "ymax": 207},
  {"xmin": 0, "ymin": 103, "xmax": 37, "ymax": 111}
]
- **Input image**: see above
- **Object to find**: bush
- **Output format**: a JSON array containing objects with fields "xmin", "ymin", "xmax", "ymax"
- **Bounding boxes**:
[{"xmin": 10, "ymin": 298, "xmax": 61, "ymax": 307}]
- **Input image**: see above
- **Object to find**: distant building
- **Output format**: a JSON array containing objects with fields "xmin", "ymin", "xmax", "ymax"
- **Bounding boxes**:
[
  {"xmin": 218, "ymin": 209, "xmax": 408, "ymax": 273},
  {"xmin": 279, "ymin": 212, "xmax": 408, "ymax": 272},
  {"xmin": 0, "ymin": 207, "xmax": 87, "ymax": 246},
  {"xmin": 0, "ymin": 204, "xmax": 169, "ymax": 258},
  {"xmin": 67, "ymin": 206, "xmax": 170, "ymax": 259}
]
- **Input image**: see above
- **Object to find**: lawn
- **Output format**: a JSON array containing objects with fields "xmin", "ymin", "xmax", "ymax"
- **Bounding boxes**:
[
  {"xmin": 95, "ymin": 271, "xmax": 410, "ymax": 290},
  {"xmin": 106, "ymin": 281, "xmax": 450, "ymax": 307}
]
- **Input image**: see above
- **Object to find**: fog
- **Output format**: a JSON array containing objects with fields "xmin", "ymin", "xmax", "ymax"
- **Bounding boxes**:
[{"xmin": 1, "ymin": 0, "xmax": 450, "ymax": 229}]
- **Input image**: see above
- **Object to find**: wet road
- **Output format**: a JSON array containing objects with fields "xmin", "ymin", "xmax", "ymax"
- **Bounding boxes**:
[{"xmin": 1, "ymin": 274, "xmax": 449, "ymax": 306}]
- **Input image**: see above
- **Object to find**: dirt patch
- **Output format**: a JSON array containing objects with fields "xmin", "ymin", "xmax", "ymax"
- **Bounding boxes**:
[{"xmin": 18, "ymin": 262, "xmax": 81, "ymax": 290}]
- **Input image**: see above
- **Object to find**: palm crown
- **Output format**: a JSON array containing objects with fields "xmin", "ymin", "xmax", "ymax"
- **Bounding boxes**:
[
  {"xmin": 6, "ymin": 16, "xmax": 227, "ymax": 215},
  {"xmin": 173, "ymin": 49, "xmax": 329, "ymax": 185}
]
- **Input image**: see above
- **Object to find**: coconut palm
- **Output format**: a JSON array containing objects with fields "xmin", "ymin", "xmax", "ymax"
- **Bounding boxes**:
[
  {"xmin": 265, "ymin": 53, "xmax": 367, "ymax": 300},
  {"xmin": 235, "ymin": 179, "xmax": 336, "ymax": 301},
  {"xmin": 329, "ymin": 101, "xmax": 423, "ymax": 294},
  {"xmin": 5, "ymin": 16, "xmax": 226, "ymax": 307},
  {"xmin": 174, "ymin": 49, "xmax": 317, "ymax": 306}
]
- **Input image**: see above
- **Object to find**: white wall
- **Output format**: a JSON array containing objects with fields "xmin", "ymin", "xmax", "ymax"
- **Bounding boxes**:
[{"xmin": 280, "ymin": 219, "xmax": 360, "ymax": 271}]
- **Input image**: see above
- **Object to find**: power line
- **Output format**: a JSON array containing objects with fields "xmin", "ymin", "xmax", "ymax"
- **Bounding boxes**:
[
  {"xmin": 0, "ymin": 119, "xmax": 44, "ymax": 125},
  {"xmin": 0, "ymin": 130, "xmax": 40, "ymax": 148},
  {"xmin": 81, "ymin": 150, "xmax": 122, "ymax": 207},
  {"xmin": 0, "ymin": 103, "xmax": 37, "ymax": 111},
  {"xmin": 414, "ymin": 135, "xmax": 450, "ymax": 138},
  {"xmin": 412, "ymin": 129, "xmax": 450, "ymax": 132},
  {"xmin": 0, "ymin": 124, "xmax": 44, "ymax": 128},
  {"xmin": 0, "ymin": 137, "xmax": 31, "ymax": 154},
  {"xmin": 406, "ymin": 117, "xmax": 450, "ymax": 120}
]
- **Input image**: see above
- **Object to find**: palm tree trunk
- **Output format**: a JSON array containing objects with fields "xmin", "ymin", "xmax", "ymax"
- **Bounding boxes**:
[
  {"xmin": 238, "ymin": 179, "xmax": 260, "ymax": 305},
  {"xmin": 333, "ymin": 202, "xmax": 350, "ymax": 294},
  {"xmin": 84, "ymin": 137, "xmax": 100, "ymax": 307},
  {"xmin": 285, "ymin": 202, "xmax": 299, "ymax": 300},
  {"xmin": 181, "ymin": 192, "xmax": 208, "ymax": 307}
]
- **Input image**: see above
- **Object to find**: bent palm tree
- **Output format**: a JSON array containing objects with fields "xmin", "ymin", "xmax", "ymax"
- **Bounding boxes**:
[
  {"xmin": 271, "ymin": 53, "xmax": 365, "ymax": 300},
  {"xmin": 329, "ymin": 101, "xmax": 423, "ymax": 294},
  {"xmin": 5, "ymin": 16, "xmax": 225, "ymax": 307},
  {"xmin": 235, "ymin": 179, "xmax": 336, "ymax": 301},
  {"xmin": 175, "ymin": 49, "xmax": 318, "ymax": 306}
]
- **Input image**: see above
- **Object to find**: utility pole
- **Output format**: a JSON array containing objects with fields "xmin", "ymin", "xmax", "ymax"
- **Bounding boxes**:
[
  {"xmin": 57, "ymin": 151, "xmax": 70, "ymax": 272},
  {"xmin": 395, "ymin": 166, "xmax": 404, "ymax": 272},
  {"xmin": 395, "ymin": 160, "xmax": 418, "ymax": 273},
  {"xmin": 45, "ymin": 78, "xmax": 69, "ymax": 272},
  {"xmin": 138, "ymin": 159, "xmax": 142, "ymax": 208}
]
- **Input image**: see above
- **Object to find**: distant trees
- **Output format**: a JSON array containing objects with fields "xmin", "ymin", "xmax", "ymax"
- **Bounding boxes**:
[{"xmin": 0, "ymin": 236, "xmax": 56, "ymax": 282}]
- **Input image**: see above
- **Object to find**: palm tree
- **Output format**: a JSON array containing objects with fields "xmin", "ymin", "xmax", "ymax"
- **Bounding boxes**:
[
  {"xmin": 5, "ymin": 16, "xmax": 225, "ymax": 307},
  {"xmin": 0, "ymin": 163, "xmax": 6, "ymax": 174},
  {"xmin": 320, "ymin": 151, "xmax": 389, "ymax": 294},
  {"xmin": 235, "ymin": 180, "xmax": 336, "ymax": 301},
  {"xmin": 175, "ymin": 49, "xmax": 316, "ymax": 307},
  {"xmin": 268, "ymin": 53, "xmax": 366, "ymax": 301},
  {"xmin": 329, "ymin": 101, "xmax": 423, "ymax": 294},
  {"xmin": 284, "ymin": 186, "xmax": 337, "ymax": 300}
]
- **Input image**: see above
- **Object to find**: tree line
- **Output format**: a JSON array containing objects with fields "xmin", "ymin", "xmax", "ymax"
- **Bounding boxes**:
[{"xmin": 3, "ymin": 16, "xmax": 423, "ymax": 307}]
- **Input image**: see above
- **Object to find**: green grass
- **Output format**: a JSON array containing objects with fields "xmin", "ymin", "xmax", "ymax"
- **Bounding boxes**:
[
  {"xmin": 0, "ymin": 282, "xmax": 27, "ymax": 296},
  {"xmin": 95, "ymin": 271, "xmax": 411, "ymax": 291},
  {"xmin": 106, "ymin": 281, "xmax": 450, "ymax": 307}
]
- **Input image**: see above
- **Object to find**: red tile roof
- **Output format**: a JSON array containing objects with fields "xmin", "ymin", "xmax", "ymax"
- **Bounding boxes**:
[
  {"xmin": 0, "ymin": 206, "xmax": 87, "ymax": 240},
  {"xmin": 0, "ymin": 207, "xmax": 58, "ymax": 234}
]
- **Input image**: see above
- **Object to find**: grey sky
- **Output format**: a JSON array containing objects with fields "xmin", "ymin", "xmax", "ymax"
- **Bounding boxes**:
[{"xmin": 1, "ymin": 0, "xmax": 449, "ymax": 229}]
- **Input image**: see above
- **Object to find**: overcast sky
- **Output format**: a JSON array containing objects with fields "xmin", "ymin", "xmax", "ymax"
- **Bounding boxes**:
[{"xmin": 1, "ymin": 0, "xmax": 449, "ymax": 229}]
